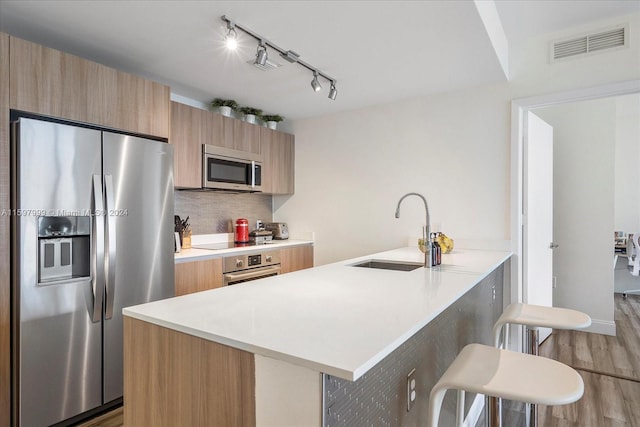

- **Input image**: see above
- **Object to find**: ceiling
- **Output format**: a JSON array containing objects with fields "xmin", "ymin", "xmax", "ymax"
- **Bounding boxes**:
[{"xmin": 0, "ymin": 1, "xmax": 638, "ymax": 120}]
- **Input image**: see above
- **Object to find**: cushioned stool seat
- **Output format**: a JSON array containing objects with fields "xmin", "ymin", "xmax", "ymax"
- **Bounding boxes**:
[{"xmin": 427, "ymin": 343, "xmax": 584, "ymax": 427}]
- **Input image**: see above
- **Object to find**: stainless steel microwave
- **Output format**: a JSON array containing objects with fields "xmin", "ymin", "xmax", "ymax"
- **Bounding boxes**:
[{"xmin": 202, "ymin": 144, "xmax": 262, "ymax": 192}]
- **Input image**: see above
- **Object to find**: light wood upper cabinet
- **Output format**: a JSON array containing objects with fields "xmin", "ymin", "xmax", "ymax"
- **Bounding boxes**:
[
  {"xmin": 232, "ymin": 119, "xmax": 261, "ymax": 154},
  {"xmin": 171, "ymin": 101, "xmax": 295, "ymax": 191},
  {"xmin": 171, "ymin": 101, "xmax": 204, "ymax": 189},
  {"xmin": 280, "ymin": 245, "xmax": 314, "ymax": 274},
  {"xmin": 9, "ymin": 36, "xmax": 170, "ymax": 138},
  {"xmin": 261, "ymin": 127, "xmax": 295, "ymax": 195},
  {"xmin": 175, "ymin": 258, "xmax": 223, "ymax": 296}
]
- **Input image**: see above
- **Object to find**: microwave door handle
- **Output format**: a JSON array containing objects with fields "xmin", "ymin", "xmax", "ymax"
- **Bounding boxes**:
[
  {"xmin": 104, "ymin": 175, "xmax": 117, "ymax": 319},
  {"xmin": 91, "ymin": 174, "xmax": 105, "ymax": 322},
  {"xmin": 251, "ymin": 160, "xmax": 256, "ymax": 188}
]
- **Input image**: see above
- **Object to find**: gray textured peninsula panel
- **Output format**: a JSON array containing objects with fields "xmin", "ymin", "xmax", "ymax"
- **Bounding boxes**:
[{"xmin": 323, "ymin": 264, "xmax": 505, "ymax": 427}]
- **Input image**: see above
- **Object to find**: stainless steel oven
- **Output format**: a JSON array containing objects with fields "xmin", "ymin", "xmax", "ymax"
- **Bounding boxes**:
[
  {"xmin": 223, "ymin": 251, "xmax": 281, "ymax": 286},
  {"xmin": 203, "ymin": 144, "xmax": 262, "ymax": 192}
]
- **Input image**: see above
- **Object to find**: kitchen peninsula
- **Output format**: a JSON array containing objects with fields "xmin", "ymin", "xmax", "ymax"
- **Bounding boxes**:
[{"xmin": 123, "ymin": 246, "xmax": 511, "ymax": 426}]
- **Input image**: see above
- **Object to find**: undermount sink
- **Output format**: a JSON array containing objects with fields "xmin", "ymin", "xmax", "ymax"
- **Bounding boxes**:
[{"xmin": 351, "ymin": 260, "xmax": 423, "ymax": 272}]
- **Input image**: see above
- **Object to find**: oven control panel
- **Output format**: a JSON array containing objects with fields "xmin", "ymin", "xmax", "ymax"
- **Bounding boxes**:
[
  {"xmin": 248, "ymin": 254, "xmax": 261, "ymax": 267},
  {"xmin": 223, "ymin": 250, "xmax": 281, "ymax": 273}
]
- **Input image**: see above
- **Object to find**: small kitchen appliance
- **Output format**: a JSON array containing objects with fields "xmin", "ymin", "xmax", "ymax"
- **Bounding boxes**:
[
  {"xmin": 202, "ymin": 144, "xmax": 262, "ymax": 192},
  {"xmin": 249, "ymin": 229, "xmax": 273, "ymax": 245},
  {"xmin": 264, "ymin": 222, "xmax": 289, "ymax": 240},
  {"xmin": 234, "ymin": 218, "xmax": 250, "ymax": 243}
]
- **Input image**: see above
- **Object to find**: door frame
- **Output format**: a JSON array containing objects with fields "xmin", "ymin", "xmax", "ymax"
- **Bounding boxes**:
[{"xmin": 510, "ymin": 79, "xmax": 640, "ymax": 328}]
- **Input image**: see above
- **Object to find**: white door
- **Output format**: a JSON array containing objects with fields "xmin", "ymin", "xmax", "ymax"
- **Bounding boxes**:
[{"xmin": 524, "ymin": 112, "xmax": 554, "ymax": 343}]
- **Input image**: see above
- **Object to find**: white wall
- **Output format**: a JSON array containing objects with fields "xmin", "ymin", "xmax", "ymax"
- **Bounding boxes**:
[
  {"xmin": 614, "ymin": 94, "xmax": 640, "ymax": 234},
  {"xmin": 535, "ymin": 99, "xmax": 617, "ymax": 332},
  {"xmin": 277, "ymin": 13, "xmax": 640, "ymax": 266},
  {"xmin": 274, "ymin": 13, "xmax": 640, "ymax": 326},
  {"xmin": 275, "ymin": 84, "xmax": 511, "ymax": 265}
]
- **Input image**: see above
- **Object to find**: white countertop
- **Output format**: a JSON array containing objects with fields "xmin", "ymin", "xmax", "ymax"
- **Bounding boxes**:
[
  {"xmin": 126, "ymin": 246, "xmax": 511, "ymax": 381},
  {"xmin": 175, "ymin": 232, "xmax": 314, "ymax": 263}
]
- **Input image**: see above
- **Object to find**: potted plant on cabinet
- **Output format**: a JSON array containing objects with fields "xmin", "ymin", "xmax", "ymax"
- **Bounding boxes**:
[
  {"xmin": 238, "ymin": 107, "xmax": 263, "ymax": 124},
  {"xmin": 210, "ymin": 98, "xmax": 238, "ymax": 117},
  {"xmin": 261, "ymin": 114, "xmax": 284, "ymax": 130}
]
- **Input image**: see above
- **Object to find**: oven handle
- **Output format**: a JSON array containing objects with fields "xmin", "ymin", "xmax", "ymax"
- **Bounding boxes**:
[{"xmin": 224, "ymin": 265, "xmax": 281, "ymax": 284}]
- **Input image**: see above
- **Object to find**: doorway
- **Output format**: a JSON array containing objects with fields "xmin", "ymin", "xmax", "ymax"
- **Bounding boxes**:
[{"xmin": 510, "ymin": 79, "xmax": 640, "ymax": 343}]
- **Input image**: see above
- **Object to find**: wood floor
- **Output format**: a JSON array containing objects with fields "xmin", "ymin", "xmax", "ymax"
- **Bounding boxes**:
[
  {"xmin": 76, "ymin": 407, "xmax": 122, "ymax": 427},
  {"xmin": 536, "ymin": 293, "xmax": 640, "ymax": 427},
  {"xmin": 77, "ymin": 295, "xmax": 640, "ymax": 427}
]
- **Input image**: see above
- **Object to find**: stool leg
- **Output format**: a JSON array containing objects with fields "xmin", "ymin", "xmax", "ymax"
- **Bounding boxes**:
[
  {"xmin": 526, "ymin": 328, "xmax": 540, "ymax": 427},
  {"xmin": 487, "ymin": 396, "xmax": 502, "ymax": 427},
  {"xmin": 427, "ymin": 386, "xmax": 447, "ymax": 427},
  {"xmin": 456, "ymin": 390, "xmax": 465, "ymax": 427}
]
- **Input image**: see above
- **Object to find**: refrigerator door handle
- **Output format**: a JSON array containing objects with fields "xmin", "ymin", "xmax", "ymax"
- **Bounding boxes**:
[
  {"xmin": 104, "ymin": 174, "xmax": 117, "ymax": 319},
  {"xmin": 91, "ymin": 174, "xmax": 105, "ymax": 322}
]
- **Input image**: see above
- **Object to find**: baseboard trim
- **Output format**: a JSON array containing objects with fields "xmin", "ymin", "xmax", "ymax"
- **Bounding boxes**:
[
  {"xmin": 583, "ymin": 319, "xmax": 616, "ymax": 336},
  {"xmin": 464, "ymin": 393, "xmax": 485, "ymax": 427}
]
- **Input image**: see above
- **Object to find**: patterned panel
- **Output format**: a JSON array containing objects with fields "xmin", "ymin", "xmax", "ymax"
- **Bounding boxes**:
[
  {"xmin": 174, "ymin": 191, "xmax": 272, "ymax": 234},
  {"xmin": 323, "ymin": 265, "xmax": 505, "ymax": 427}
]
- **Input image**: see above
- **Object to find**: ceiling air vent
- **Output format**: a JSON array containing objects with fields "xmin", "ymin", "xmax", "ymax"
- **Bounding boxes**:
[{"xmin": 550, "ymin": 24, "xmax": 628, "ymax": 63}]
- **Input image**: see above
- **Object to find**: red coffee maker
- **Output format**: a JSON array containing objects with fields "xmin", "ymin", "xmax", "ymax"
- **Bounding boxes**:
[{"xmin": 234, "ymin": 218, "xmax": 249, "ymax": 243}]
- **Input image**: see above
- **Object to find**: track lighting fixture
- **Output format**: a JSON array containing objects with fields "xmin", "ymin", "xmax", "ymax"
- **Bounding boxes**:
[
  {"xmin": 255, "ymin": 40, "xmax": 268, "ymax": 66},
  {"xmin": 328, "ymin": 81, "xmax": 338, "ymax": 100},
  {"xmin": 221, "ymin": 15, "xmax": 338, "ymax": 100},
  {"xmin": 225, "ymin": 22, "xmax": 238, "ymax": 50},
  {"xmin": 311, "ymin": 71, "xmax": 322, "ymax": 92}
]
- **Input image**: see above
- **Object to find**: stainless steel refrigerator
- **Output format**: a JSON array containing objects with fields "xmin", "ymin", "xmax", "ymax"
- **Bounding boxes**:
[{"xmin": 11, "ymin": 117, "xmax": 175, "ymax": 426}]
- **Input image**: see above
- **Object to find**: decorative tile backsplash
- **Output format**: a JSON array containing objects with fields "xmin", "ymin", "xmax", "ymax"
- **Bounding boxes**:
[{"xmin": 174, "ymin": 191, "xmax": 273, "ymax": 234}]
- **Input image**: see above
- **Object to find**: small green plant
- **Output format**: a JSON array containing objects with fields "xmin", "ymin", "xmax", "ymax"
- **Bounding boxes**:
[
  {"xmin": 210, "ymin": 98, "xmax": 238, "ymax": 110},
  {"xmin": 238, "ymin": 107, "xmax": 263, "ymax": 116},
  {"xmin": 261, "ymin": 114, "xmax": 284, "ymax": 123}
]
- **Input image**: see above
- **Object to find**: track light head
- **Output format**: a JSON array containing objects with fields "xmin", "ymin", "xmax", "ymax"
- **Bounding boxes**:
[
  {"xmin": 255, "ymin": 41, "xmax": 268, "ymax": 66},
  {"xmin": 328, "ymin": 81, "xmax": 337, "ymax": 100},
  {"xmin": 225, "ymin": 22, "xmax": 238, "ymax": 50},
  {"xmin": 311, "ymin": 71, "xmax": 322, "ymax": 92}
]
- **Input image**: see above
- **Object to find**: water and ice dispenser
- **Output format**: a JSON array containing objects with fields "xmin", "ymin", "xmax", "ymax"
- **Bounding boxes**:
[{"xmin": 37, "ymin": 216, "xmax": 91, "ymax": 284}]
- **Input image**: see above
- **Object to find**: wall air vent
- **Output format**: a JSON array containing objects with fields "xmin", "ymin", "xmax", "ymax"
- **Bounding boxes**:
[{"xmin": 550, "ymin": 24, "xmax": 628, "ymax": 63}]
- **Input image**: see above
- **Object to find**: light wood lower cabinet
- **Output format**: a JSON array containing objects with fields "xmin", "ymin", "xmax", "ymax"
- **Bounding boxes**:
[
  {"xmin": 124, "ymin": 317, "xmax": 255, "ymax": 427},
  {"xmin": 175, "ymin": 245, "xmax": 313, "ymax": 296},
  {"xmin": 174, "ymin": 258, "xmax": 223, "ymax": 296},
  {"xmin": 280, "ymin": 245, "xmax": 314, "ymax": 274}
]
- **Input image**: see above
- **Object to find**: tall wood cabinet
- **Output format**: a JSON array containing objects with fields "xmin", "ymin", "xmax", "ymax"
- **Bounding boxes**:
[
  {"xmin": 261, "ymin": 127, "xmax": 295, "ymax": 195},
  {"xmin": 9, "ymin": 37, "xmax": 170, "ymax": 138},
  {"xmin": 2, "ymin": 33, "xmax": 171, "ymax": 424},
  {"xmin": 0, "ymin": 31, "xmax": 11, "ymax": 427}
]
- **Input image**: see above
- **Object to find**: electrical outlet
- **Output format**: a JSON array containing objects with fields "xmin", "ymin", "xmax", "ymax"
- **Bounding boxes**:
[{"xmin": 407, "ymin": 368, "xmax": 417, "ymax": 412}]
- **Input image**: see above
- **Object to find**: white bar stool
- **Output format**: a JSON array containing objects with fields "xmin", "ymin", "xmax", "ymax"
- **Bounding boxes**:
[
  {"xmin": 491, "ymin": 303, "xmax": 591, "ymax": 426},
  {"xmin": 427, "ymin": 343, "xmax": 584, "ymax": 427}
]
